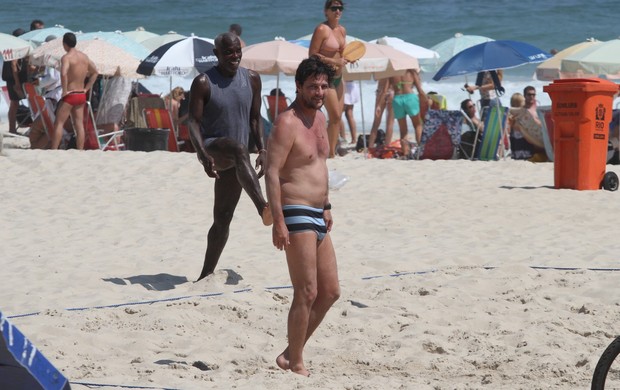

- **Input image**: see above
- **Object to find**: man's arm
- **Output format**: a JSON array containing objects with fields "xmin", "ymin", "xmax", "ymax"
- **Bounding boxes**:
[
  {"xmin": 248, "ymin": 70, "xmax": 267, "ymax": 177},
  {"xmin": 265, "ymin": 113, "xmax": 296, "ymax": 250},
  {"xmin": 83, "ymin": 58, "xmax": 99, "ymax": 93},
  {"xmin": 60, "ymin": 55, "xmax": 69, "ymax": 96},
  {"xmin": 188, "ymin": 74, "xmax": 218, "ymax": 178}
]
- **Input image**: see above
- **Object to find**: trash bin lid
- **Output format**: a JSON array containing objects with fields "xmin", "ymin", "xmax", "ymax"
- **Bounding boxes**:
[{"xmin": 543, "ymin": 77, "xmax": 619, "ymax": 93}]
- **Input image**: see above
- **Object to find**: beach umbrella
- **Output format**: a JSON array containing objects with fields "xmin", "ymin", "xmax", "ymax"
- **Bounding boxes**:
[
  {"xmin": 369, "ymin": 36, "xmax": 439, "ymax": 60},
  {"xmin": 432, "ymin": 40, "xmax": 552, "ymax": 81},
  {"xmin": 140, "ymin": 31, "xmax": 188, "ymax": 52},
  {"xmin": 241, "ymin": 39, "xmax": 308, "ymax": 75},
  {"xmin": 560, "ymin": 39, "xmax": 620, "ymax": 80},
  {"xmin": 0, "ymin": 33, "xmax": 33, "ymax": 61},
  {"xmin": 343, "ymin": 41, "xmax": 420, "ymax": 81},
  {"xmin": 122, "ymin": 27, "xmax": 159, "ymax": 44},
  {"xmin": 535, "ymin": 39, "xmax": 602, "ymax": 81},
  {"xmin": 19, "ymin": 26, "xmax": 73, "ymax": 47},
  {"xmin": 240, "ymin": 39, "xmax": 309, "ymax": 117},
  {"xmin": 420, "ymin": 33, "xmax": 494, "ymax": 73},
  {"xmin": 31, "ymin": 38, "xmax": 143, "ymax": 78},
  {"xmin": 137, "ymin": 36, "xmax": 217, "ymax": 78},
  {"xmin": 77, "ymin": 31, "xmax": 151, "ymax": 60}
]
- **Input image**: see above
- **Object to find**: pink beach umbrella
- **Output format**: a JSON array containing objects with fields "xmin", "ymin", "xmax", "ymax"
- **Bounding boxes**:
[
  {"xmin": 0, "ymin": 33, "xmax": 33, "ymax": 61},
  {"xmin": 536, "ymin": 38, "xmax": 602, "ymax": 81},
  {"xmin": 240, "ymin": 39, "xmax": 309, "ymax": 117}
]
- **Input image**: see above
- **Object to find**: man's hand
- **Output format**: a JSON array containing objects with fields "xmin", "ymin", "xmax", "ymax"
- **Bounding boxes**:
[
  {"xmin": 272, "ymin": 221, "xmax": 290, "ymax": 251},
  {"xmin": 199, "ymin": 153, "xmax": 219, "ymax": 179},
  {"xmin": 323, "ymin": 209, "xmax": 333, "ymax": 232},
  {"xmin": 255, "ymin": 149, "xmax": 267, "ymax": 178}
]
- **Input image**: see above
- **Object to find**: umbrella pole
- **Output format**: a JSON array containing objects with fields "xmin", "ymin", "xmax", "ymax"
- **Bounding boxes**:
[
  {"xmin": 275, "ymin": 74, "xmax": 280, "ymax": 118},
  {"xmin": 359, "ymin": 80, "xmax": 367, "ymax": 155}
]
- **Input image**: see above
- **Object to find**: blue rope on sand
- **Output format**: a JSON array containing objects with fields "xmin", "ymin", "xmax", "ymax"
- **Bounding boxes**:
[
  {"xmin": 70, "ymin": 381, "xmax": 180, "ymax": 390},
  {"xmin": 7, "ymin": 266, "xmax": 620, "ymax": 320}
]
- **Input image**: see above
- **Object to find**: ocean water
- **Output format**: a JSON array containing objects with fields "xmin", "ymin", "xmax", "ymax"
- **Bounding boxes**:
[{"xmin": 1, "ymin": 0, "xmax": 618, "ymax": 129}]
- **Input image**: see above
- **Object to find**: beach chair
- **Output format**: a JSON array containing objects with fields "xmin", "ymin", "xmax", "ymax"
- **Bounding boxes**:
[
  {"xmin": 125, "ymin": 95, "xmax": 166, "ymax": 129},
  {"xmin": 82, "ymin": 101, "xmax": 125, "ymax": 151},
  {"xmin": 23, "ymin": 82, "xmax": 41, "ymax": 121},
  {"xmin": 537, "ymin": 105, "xmax": 555, "ymax": 161},
  {"xmin": 0, "ymin": 310, "xmax": 71, "ymax": 390},
  {"xmin": 429, "ymin": 93, "xmax": 448, "ymax": 110},
  {"xmin": 143, "ymin": 107, "xmax": 179, "ymax": 152},
  {"xmin": 263, "ymin": 94, "xmax": 291, "ymax": 124},
  {"xmin": 475, "ymin": 105, "xmax": 508, "ymax": 161},
  {"xmin": 416, "ymin": 110, "xmax": 463, "ymax": 160}
]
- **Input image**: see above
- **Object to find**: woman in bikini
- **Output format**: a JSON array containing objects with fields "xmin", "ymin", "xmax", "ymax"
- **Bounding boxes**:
[
  {"xmin": 309, "ymin": 0, "xmax": 349, "ymax": 158},
  {"xmin": 389, "ymin": 68, "xmax": 426, "ymax": 158}
]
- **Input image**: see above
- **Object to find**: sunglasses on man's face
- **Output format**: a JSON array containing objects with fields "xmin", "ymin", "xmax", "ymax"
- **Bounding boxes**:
[{"xmin": 330, "ymin": 6, "xmax": 344, "ymax": 12}]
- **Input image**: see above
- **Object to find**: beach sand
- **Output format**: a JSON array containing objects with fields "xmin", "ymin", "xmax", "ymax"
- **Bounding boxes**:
[{"xmin": 2, "ymin": 131, "xmax": 620, "ymax": 389}]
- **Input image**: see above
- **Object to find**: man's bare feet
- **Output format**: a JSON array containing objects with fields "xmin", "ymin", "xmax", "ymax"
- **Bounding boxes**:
[{"xmin": 262, "ymin": 204, "xmax": 273, "ymax": 226}]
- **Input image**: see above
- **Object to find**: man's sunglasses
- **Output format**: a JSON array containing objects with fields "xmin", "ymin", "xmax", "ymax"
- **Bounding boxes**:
[{"xmin": 330, "ymin": 6, "xmax": 344, "ymax": 12}]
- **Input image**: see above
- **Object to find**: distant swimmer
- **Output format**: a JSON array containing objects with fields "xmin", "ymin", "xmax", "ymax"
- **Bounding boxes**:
[
  {"xmin": 187, "ymin": 32, "xmax": 272, "ymax": 281},
  {"xmin": 51, "ymin": 32, "xmax": 98, "ymax": 150}
]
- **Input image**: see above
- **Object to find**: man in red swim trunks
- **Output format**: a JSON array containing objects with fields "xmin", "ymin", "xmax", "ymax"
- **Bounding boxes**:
[{"xmin": 50, "ymin": 32, "xmax": 99, "ymax": 150}]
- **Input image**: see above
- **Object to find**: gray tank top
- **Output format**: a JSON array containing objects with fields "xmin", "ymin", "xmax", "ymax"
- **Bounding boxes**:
[{"xmin": 200, "ymin": 66, "xmax": 252, "ymax": 147}]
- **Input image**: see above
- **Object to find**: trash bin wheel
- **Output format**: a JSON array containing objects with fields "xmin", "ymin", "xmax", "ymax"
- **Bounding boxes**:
[{"xmin": 602, "ymin": 172, "xmax": 619, "ymax": 191}]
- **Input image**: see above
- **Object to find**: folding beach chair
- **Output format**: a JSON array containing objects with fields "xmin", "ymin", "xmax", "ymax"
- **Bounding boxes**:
[
  {"xmin": 82, "ymin": 101, "xmax": 125, "ymax": 151},
  {"xmin": 263, "ymin": 94, "xmax": 291, "ymax": 128},
  {"xmin": 428, "ymin": 93, "xmax": 447, "ymax": 110},
  {"xmin": 416, "ymin": 110, "xmax": 463, "ymax": 160},
  {"xmin": 475, "ymin": 105, "xmax": 508, "ymax": 161},
  {"xmin": 143, "ymin": 107, "xmax": 179, "ymax": 152},
  {"xmin": 537, "ymin": 105, "xmax": 555, "ymax": 161},
  {"xmin": 23, "ymin": 82, "xmax": 41, "ymax": 121}
]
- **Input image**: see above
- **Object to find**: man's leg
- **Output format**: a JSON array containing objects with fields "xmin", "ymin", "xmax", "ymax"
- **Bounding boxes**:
[
  {"xmin": 206, "ymin": 139, "xmax": 271, "ymax": 225},
  {"xmin": 197, "ymin": 168, "xmax": 242, "ymax": 281},
  {"xmin": 51, "ymin": 102, "xmax": 71, "ymax": 149},
  {"xmin": 72, "ymin": 104, "xmax": 85, "ymax": 150},
  {"xmin": 368, "ymin": 93, "xmax": 387, "ymax": 149},
  {"xmin": 277, "ymin": 233, "xmax": 340, "ymax": 376},
  {"xmin": 8, "ymin": 100, "xmax": 18, "ymax": 134}
]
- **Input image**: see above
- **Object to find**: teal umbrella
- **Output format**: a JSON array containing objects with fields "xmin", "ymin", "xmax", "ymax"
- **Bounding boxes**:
[
  {"xmin": 19, "ymin": 26, "xmax": 73, "ymax": 47},
  {"xmin": 420, "ymin": 32, "xmax": 494, "ymax": 73}
]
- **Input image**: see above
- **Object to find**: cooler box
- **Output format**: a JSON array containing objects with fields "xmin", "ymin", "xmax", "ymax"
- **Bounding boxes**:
[
  {"xmin": 543, "ymin": 78, "xmax": 618, "ymax": 190},
  {"xmin": 123, "ymin": 128, "xmax": 169, "ymax": 152}
]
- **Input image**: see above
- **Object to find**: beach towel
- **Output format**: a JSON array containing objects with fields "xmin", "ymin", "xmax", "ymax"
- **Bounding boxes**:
[
  {"xmin": 512, "ymin": 107, "xmax": 544, "ymax": 149},
  {"xmin": 417, "ymin": 110, "xmax": 462, "ymax": 160}
]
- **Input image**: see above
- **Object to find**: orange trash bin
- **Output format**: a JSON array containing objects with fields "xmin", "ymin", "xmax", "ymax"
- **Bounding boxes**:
[{"xmin": 543, "ymin": 78, "xmax": 619, "ymax": 190}]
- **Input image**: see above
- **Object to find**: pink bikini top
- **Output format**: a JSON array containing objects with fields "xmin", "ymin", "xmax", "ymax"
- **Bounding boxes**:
[{"xmin": 320, "ymin": 27, "xmax": 345, "ymax": 57}]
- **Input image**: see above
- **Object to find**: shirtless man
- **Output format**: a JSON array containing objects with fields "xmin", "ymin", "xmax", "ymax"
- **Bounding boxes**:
[
  {"xmin": 390, "ymin": 68, "xmax": 426, "ymax": 157},
  {"xmin": 188, "ymin": 32, "xmax": 272, "ymax": 281},
  {"xmin": 265, "ymin": 56, "xmax": 341, "ymax": 377},
  {"xmin": 51, "ymin": 32, "xmax": 98, "ymax": 150}
]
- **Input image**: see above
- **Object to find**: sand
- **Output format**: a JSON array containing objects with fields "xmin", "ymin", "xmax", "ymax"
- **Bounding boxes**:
[{"xmin": 2, "ymin": 132, "xmax": 620, "ymax": 389}]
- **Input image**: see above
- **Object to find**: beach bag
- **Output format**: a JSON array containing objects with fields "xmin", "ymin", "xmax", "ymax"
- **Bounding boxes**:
[
  {"xmin": 16, "ymin": 104, "xmax": 32, "ymax": 127},
  {"xmin": 355, "ymin": 129, "xmax": 385, "ymax": 152}
]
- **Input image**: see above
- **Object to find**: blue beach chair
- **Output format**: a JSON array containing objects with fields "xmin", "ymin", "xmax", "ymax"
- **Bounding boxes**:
[
  {"xmin": 476, "ymin": 105, "xmax": 508, "ymax": 161},
  {"xmin": 0, "ymin": 310, "xmax": 71, "ymax": 390}
]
